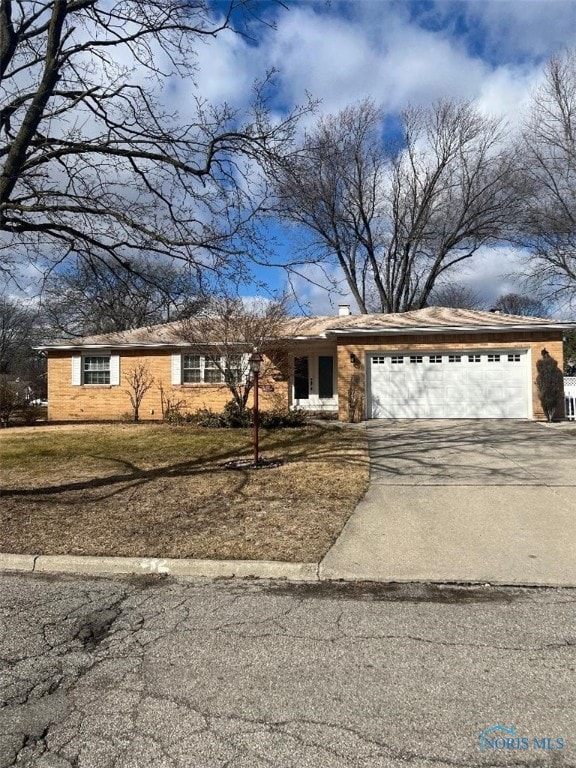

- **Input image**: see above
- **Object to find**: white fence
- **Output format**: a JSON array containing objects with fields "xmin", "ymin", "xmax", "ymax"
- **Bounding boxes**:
[{"xmin": 566, "ymin": 377, "xmax": 576, "ymax": 421}]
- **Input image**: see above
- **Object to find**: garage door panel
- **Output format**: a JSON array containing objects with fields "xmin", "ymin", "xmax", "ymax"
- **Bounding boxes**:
[
  {"xmin": 444, "ymin": 370, "xmax": 465, "ymax": 383},
  {"xmin": 444, "ymin": 386, "xmax": 469, "ymax": 401},
  {"xmin": 480, "ymin": 370, "xmax": 509, "ymax": 382},
  {"xmin": 504, "ymin": 373, "xmax": 526, "ymax": 385},
  {"xmin": 369, "ymin": 350, "xmax": 529, "ymax": 419},
  {"xmin": 424, "ymin": 390, "xmax": 446, "ymax": 405}
]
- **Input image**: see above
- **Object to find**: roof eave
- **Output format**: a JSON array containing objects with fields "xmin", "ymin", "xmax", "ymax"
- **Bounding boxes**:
[
  {"xmin": 325, "ymin": 323, "xmax": 575, "ymax": 336},
  {"xmin": 34, "ymin": 341, "xmax": 224, "ymax": 352}
]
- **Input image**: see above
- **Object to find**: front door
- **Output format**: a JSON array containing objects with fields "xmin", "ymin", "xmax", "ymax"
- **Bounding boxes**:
[{"xmin": 292, "ymin": 352, "xmax": 338, "ymax": 413}]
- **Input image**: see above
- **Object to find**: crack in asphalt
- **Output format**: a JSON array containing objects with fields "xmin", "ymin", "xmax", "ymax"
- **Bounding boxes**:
[{"xmin": 0, "ymin": 575, "xmax": 574, "ymax": 768}]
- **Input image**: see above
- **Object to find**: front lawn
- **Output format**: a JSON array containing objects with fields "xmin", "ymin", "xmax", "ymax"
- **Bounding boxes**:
[{"xmin": 0, "ymin": 423, "xmax": 368, "ymax": 562}]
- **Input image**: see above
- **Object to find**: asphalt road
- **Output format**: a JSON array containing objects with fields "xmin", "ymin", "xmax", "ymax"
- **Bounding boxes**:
[{"xmin": 0, "ymin": 573, "xmax": 574, "ymax": 767}]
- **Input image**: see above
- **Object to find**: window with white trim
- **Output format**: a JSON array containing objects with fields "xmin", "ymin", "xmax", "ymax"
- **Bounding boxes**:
[
  {"xmin": 372, "ymin": 357, "xmax": 386, "ymax": 365},
  {"xmin": 429, "ymin": 355, "xmax": 442, "ymax": 363},
  {"xmin": 391, "ymin": 356, "xmax": 404, "ymax": 364},
  {"xmin": 182, "ymin": 355, "xmax": 202, "ymax": 383},
  {"xmin": 72, "ymin": 354, "xmax": 119, "ymax": 386},
  {"xmin": 181, "ymin": 354, "xmax": 245, "ymax": 384},
  {"xmin": 410, "ymin": 355, "xmax": 423, "ymax": 364},
  {"xmin": 468, "ymin": 354, "xmax": 481, "ymax": 363},
  {"xmin": 448, "ymin": 355, "xmax": 461, "ymax": 363},
  {"xmin": 487, "ymin": 354, "xmax": 501, "ymax": 362},
  {"xmin": 224, "ymin": 354, "xmax": 243, "ymax": 385},
  {"xmin": 83, "ymin": 356, "xmax": 110, "ymax": 385},
  {"xmin": 203, "ymin": 356, "xmax": 222, "ymax": 384},
  {"xmin": 508, "ymin": 353, "xmax": 521, "ymax": 362}
]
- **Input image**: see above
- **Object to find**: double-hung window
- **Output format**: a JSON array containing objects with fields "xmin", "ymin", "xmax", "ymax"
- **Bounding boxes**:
[
  {"xmin": 182, "ymin": 355, "xmax": 202, "ymax": 383},
  {"xmin": 72, "ymin": 353, "xmax": 119, "ymax": 386},
  {"xmin": 178, "ymin": 354, "xmax": 245, "ymax": 385},
  {"xmin": 203, "ymin": 357, "xmax": 223, "ymax": 383},
  {"xmin": 83, "ymin": 356, "xmax": 110, "ymax": 385},
  {"xmin": 224, "ymin": 355, "xmax": 243, "ymax": 386}
]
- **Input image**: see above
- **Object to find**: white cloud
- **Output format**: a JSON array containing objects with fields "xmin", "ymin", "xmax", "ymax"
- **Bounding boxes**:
[
  {"xmin": 187, "ymin": 2, "xmax": 552, "ymax": 128},
  {"xmin": 254, "ymin": 4, "xmax": 489, "ymax": 115},
  {"xmin": 457, "ymin": 0, "xmax": 576, "ymax": 61},
  {"xmin": 190, "ymin": 30, "xmax": 255, "ymax": 109},
  {"xmin": 455, "ymin": 245, "xmax": 531, "ymax": 303},
  {"xmin": 474, "ymin": 65, "xmax": 541, "ymax": 125}
]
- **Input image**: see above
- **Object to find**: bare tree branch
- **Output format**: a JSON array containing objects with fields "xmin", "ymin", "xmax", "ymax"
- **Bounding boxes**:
[
  {"xmin": 519, "ymin": 49, "xmax": 576, "ymax": 311},
  {"xmin": 427, "ymin": 281, "xmax": 486, "ymax": 310},
  {"xmin": 492, "ymin": 292, "xmax": 548, "ymax": 317},
  {"xmin": 0, "ymin": 1, "xmax": 311, "ymax": 282},
  {"xmin": 41, "ymin": 255, "xmax": 208, "ymax": 338},
  {"xmin": 271, "ymin": 99, "xmax": 519, "ymax": 313},
  {"xmin": 124, "ymin": 362, "xmax": 154, "ymax": 422}
]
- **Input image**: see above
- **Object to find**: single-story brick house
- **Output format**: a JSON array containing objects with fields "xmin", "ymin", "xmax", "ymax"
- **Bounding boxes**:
[{"xmin": 37, "ymin": 306, "xmax": 574, "ymax": 422}]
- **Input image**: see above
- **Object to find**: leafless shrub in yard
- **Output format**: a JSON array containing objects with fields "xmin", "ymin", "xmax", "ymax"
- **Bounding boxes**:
[{"xmin": 124, "ymin": 364, "xmax": 154, "ymax": 422}]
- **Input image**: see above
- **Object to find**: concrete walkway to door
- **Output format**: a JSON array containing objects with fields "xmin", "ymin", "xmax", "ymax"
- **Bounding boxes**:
[{"xmin": 320, "ymin": 420, "xmax": 576, "ymax": 586}]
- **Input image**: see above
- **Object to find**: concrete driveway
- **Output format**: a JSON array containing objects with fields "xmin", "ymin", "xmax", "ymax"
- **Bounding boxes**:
[{"xmin": 320, "ymin": 420, "xmax": 576, "ymax": 586}]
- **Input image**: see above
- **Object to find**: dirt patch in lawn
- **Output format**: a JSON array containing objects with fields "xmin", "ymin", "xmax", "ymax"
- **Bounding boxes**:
[{"xmin": 0, "ymin": 423, "xmax": 368, "ymax": 562}]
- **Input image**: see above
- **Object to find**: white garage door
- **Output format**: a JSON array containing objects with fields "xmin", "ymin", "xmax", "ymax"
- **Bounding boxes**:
[{"xmin": 368, "ymin": 350, "xmax": 530, "ymax": 419}]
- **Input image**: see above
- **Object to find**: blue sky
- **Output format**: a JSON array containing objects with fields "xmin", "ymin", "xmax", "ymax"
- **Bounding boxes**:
[{"xmin": 193, "ymin": 0, "xmax": 576, "ymax": 314}]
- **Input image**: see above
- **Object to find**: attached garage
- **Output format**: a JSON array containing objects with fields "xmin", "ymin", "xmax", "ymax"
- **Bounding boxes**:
[
  {"xmin": 368, "ymin": 349, "xmax": 530, "ymax": 419},
  {"xmin": 327, "ymin": 307, "xmax": 574, "ymax": 422}
]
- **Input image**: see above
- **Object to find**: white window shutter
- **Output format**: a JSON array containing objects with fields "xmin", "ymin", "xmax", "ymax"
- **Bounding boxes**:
[
  {"xmin": 171, "ymin": 353, "xmax": 182, "ymax": 385},
  {"xmin": 110, "ymin": 355, "xmax": 120, "ymax": 386},
  {"xmin": 71, "ymin": 355, "xmax": 81, "ymax": 386}
]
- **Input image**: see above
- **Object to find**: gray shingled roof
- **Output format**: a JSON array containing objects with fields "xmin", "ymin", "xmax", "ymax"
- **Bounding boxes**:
[{"xmin": 37, "ymin": 307, "xmax": 574, "ymax": 350}]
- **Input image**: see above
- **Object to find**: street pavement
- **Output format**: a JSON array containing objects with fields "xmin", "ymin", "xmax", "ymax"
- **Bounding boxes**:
[
  {"xmin": 321, "ymin": 420, "xmax": 576, "ymax": 585},
  {"xmin": 0, "ymin": 573, "xmax": 575, "ymax": 768}
]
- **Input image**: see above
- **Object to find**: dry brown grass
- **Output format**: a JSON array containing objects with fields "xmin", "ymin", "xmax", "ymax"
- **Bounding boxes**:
[{"xmin": 0, "ymin": 423, "xmax": 368, "ymax": 562}]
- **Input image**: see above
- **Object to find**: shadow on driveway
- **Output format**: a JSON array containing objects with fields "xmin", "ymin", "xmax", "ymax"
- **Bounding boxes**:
[{"xmin": 320, "ymin": 420, "xmax": 576, "ymax": 586}]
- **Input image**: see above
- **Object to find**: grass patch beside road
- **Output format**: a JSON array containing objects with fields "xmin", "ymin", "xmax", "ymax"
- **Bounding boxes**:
[{"xmin": 0, "ymin": 423, "xmax": 368, "ymax": 562}]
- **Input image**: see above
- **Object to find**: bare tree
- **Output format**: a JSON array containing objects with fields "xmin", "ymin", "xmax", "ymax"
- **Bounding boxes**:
[
  {"xmin": 0, "ymin": 1, "xmax": 309, "ymax": 284},
  {"xmin": 0, "ymin": 374, "xmax": 22, "ymax": 425},
  {"xmin": 0, "ymin": 295, "xmax": 37, "ymax": 374},
  {"xmin": 177, "ymin": 295, "xmax": 292, "ymax": 414},
  {"xmin": 492, "ymin": 292, "xmax": 547, "ymax": 317},
  {"xmin": 124, "ymin": 363, "xmax": 154, "ymax": 422},
  {"xmin": 273, "ymin": 99, "xmax": 519, "ymax": 313},
  {"xmin": 427, "ymin": 282, "xmax": 486, "ymax": 310},
  {"xmin": 0, "ymin": 295, "xmax": 46, "ymax": 401},
  {"xmin": 520, "ymin": 50, "xmax": 576, "ymax": 310},
  {"xmin": 41, "ymin": 256, "xmax": 208, "ymax": 338}
]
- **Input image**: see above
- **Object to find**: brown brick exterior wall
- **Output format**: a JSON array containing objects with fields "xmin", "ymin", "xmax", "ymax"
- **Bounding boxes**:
[
  {"xmin": 47, "ymin": 330, "xmax": 566, "ymax": 422},
  {"xmin": 336, "ymin": 330, "xmax": 565, "ymax": 421},
  {"xmin": 47, "ymin": 349, "xmax": 288, "ymax": 422}
]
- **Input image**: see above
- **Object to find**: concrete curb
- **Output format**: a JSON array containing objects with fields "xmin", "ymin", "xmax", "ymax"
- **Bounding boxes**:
[
  {"xmin": 1, "ymin": 553, "xmax": 575, "ymax": 587},
  {"xmin": 0, "ymin": 554, "xmax": 37, "ymax": 572},
  {"xmin": 0, "ymin": 553, "xmax": 319, "ymax": 581}
]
